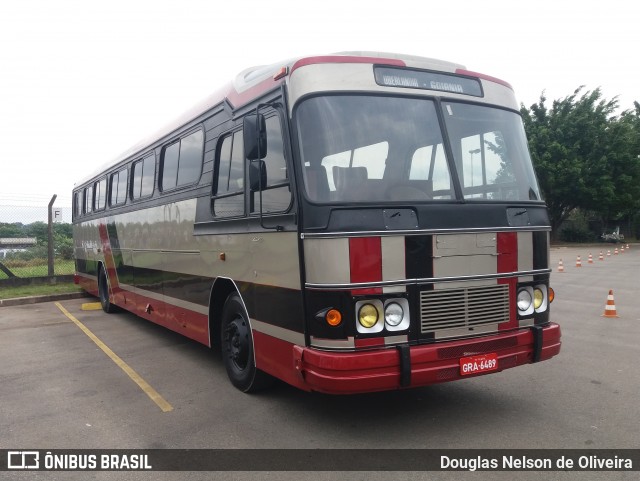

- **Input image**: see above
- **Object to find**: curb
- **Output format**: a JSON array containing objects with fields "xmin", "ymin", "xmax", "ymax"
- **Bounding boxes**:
[{"xmin": 0, "ymin": 291, "xmax": 93, "ymax": 308}]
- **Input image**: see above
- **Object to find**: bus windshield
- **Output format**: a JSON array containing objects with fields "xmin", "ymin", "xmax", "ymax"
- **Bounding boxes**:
[{"xmin": 297, "ymin": 95, "xmax": 541, "ymax": 204}]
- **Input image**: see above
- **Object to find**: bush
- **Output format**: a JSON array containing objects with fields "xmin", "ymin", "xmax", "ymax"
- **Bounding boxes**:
[
  {"xmin": 4, "ymin": 257, "xmax": 48, "ymax": 268},
  {"xmin": 55, "ymin": 236, "xmax": 74, "ymax": 260},
  {"xmin": 559, "ymin": 223, "xmax": 596, "ymax": 243}
]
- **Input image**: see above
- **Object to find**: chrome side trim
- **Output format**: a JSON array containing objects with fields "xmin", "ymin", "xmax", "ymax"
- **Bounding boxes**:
[
  {"xmin": 384, "ymin": 335, "xmax": 409, "ymax": 345},
  {"xmin": 301, "ymin": 225, "xmax": 551, "ymax": 239},
  {"xmin": 309, "ymin": 336, "xmax": 356, "ymax": 350},
  {"xmin": 252, "ymin": 319, "xmax": 306, "ymax": 346},
  {"xmin": 305, "ymin": 268, "xmax": 552, "ymax": 290}
]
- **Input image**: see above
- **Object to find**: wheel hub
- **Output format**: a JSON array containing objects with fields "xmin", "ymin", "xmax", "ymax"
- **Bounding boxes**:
[{"xmin": 225, "ymin": 317, "xmax": 249, "ymax": 370}]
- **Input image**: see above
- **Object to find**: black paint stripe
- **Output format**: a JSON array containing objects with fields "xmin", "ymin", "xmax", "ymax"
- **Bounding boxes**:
[
  {"xmin": 237, "ymin": 281, "xmax": 304, "ymax": 334},
  {"xmin": 405, "ymin": 235, "xmax": 433, "ymax": 280},
  {"xmin": 532, "ymin": 231, "xmax": 548, "ymax": 270}
]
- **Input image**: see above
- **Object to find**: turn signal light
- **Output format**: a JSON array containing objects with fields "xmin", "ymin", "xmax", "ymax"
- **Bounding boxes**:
[
  {"xmin": 326, "ymin": 309, "xmax": 342, "ymax": 326},
  {"xmin": 549, "ymin": 287, "xmax": 555, "ymax": 303}
]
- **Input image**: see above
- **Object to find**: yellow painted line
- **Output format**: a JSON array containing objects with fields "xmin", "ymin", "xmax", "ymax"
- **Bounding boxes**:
[
  {"xmin": 55, "ymin": 302, "xmax": 173, "ymax": 412},
  {"xmin": 81, "ymin": 302, "xmax": 103, "ymax": 311}
]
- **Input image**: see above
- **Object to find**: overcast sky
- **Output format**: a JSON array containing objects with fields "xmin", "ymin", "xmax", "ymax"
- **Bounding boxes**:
[{"xmin": 0, "ymin": 0, "xmax": 637, "ymax": 217}]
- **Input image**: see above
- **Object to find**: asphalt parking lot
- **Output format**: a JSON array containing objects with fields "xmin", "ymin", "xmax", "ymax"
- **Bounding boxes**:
[{"xmin": 0, "ymin": 245, "xmax": 638, "ymax": 480}]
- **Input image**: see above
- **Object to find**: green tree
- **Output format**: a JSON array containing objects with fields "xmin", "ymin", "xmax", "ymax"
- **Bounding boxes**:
[
  {"xmin": 24, "ymin": 221, "xmax": 48, "ymax": 244},
  {"xmin": 596, "ymin": 106, "xmax": 640, "ymax": 228},
  {"xmin": 0, "ymin": 222, "xmax": 26, "ymax": 238},
  {"xmin": 521, "ymin": 88, "xmax": 620, "ymax": 237}
]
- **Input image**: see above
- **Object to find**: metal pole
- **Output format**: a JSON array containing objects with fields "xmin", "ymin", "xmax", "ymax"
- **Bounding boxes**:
[{"xmin": 48, "ymin": 194, "xmax": 57, "ymax": 276}]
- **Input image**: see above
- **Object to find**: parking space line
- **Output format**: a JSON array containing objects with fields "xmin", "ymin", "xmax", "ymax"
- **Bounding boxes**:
[{"xmin": 55, "ymin": 302, "xmax": 173, "ymax": 413}]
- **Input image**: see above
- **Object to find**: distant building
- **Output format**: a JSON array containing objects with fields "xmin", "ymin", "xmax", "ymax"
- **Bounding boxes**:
[{"xmin": 0, "ymin": 237, "xmax": 36, "ymax": 258}]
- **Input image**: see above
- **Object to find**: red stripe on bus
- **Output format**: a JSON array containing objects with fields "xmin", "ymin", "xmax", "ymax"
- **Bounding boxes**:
[
  {"xmin": 355, "ymin": 337, "xmax": 385, "ymax": 348},
  {"xmin": 497, "ymin": 232, "xmax": 518, "ymax": 330},
  {"xmin": 252, "ymin": 330, "xmax": 310, "ymax": 392},
  {"xmin": 455, "ymin": 69, "xmax": 513, "ymax": 90},
  {"xmin": 75, "ymin": 270, "xmax": 210, "ymax": 345},
  {"xmin": 349, "ymin": 237, "xmax": 383, "ymax": 295},
  {"xmin": 290, "ymin": 55, "xmax": 405, "ymax": 75},
  {"xmin": 497, "ymin": 232, "xmax": 518, "ymax": 273},
  {"xmin": 97, "ymin": 223, "xmax": 119, "ymax": 291},
  {"xmin": 226, "ymin": 76, "xmax": 286, "ymax": 109}
]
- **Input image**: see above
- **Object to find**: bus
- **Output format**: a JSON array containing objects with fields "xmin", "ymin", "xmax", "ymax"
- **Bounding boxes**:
[{"xmin": 72, "ymin": 52, "xmax": 561, "ymax": 394}]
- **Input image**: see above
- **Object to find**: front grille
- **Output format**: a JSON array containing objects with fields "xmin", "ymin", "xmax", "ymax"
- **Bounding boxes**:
[{"xmin": 420, "ymin": 284, "xmax": 510, "ymax": 334}]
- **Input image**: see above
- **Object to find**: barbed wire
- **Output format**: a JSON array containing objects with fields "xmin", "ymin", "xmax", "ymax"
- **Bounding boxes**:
[{"xmin": 0, "ymin": 193, "xmax": 72, "ymax": 203}]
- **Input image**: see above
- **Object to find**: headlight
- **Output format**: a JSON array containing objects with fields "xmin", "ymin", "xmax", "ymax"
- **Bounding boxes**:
[
  {"xmin": 517, "ymin": 288, "xmax": 532, "ymax": 312},
  {"xmin": 533, "ymin": 288, "xmax": 544, "ymax": 310},
  {"xmin": 384, "ymin": 298, "xmax": 410, "ymax": 331},
  {"xmin": 384, "ymin": 302, "xmax": 403, "ymax": 327},
  {"xmin": 517, "ymin": 287, "xmax": 535, "ymax": 316},
  {"xmin": 533, "ymin": 284, "xmax": 548, "ymax": 313},
  {"xmin": 358, "ymin": 303, "xmax": 379, "ymax": 328}
]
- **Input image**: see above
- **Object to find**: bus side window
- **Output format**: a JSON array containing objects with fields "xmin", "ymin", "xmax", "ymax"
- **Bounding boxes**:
[
  {"xmin": 109, "ymin": 168, "xmax": 128, "ymax": 207},
  {"xmin": 161, "ymin": 129, "xmax": 204, "ymax": 191},
  {"xmin": 73, "ymin": 192, "xmax": 81, "ymax": 220},
  {"xmin": 250, "ymin": 115, "xmax": 292, "ymax": 214},
  {"xmin": 94, "ymin": 178, "xmax": 107, "ymax": 211},
  {"xmin": 83, "ymin": 187, "xmax": 92, "ymax": 214},
  {"xmin": 131, "ymin": 154, "xmax": 155, "ymax": 200},
  {"xmin": 212, "ymin": 132, "xmax": 245, "ymax": 218}
]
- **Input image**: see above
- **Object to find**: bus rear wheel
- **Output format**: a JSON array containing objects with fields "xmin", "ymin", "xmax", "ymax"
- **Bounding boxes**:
[
  {"xmin": 220, "ymin": 293, "xmax": 273, "ymax": 393},
  {"xmin": 98, "ymin": 265, "xmax": 118, "ymax": 313}
]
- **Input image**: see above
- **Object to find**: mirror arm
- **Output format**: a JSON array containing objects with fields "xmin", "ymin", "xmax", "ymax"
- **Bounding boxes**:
[{"xmin": 254, "ymin": 102, "xmax": 284, "ymax": 232}]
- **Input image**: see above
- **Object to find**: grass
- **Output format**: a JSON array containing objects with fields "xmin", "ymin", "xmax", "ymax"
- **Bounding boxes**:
[
  {"xmin": 0, "ymin": 282, "xmax": 84, "ymax": 300},
  {"xmin": 0, "ymin": 260, "xmax": 75, "ymax": 279}
]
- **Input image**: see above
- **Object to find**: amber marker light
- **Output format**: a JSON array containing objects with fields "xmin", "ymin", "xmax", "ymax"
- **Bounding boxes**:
[
  {"xmin": 549, "ymin": 287, "xmax": 555, "ymax": 303},
  {"xmin": 273, "ymin": 66, "xmax": 288, "ymax": 80},
  {"xmin": 326, "ymin": 309, "xmax": 342, "ymax": 327}
]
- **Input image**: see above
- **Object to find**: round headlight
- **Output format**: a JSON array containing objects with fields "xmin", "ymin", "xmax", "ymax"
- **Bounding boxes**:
[
  {"xmin": 517, "ymin": 289, "xmax": 532, "ymax": 312},
  {"xmin": 385, "ymin": 302, "xmax": 404, "ymax": 327},
  {"xmin": 533, "ymin": 288, "xmax": 544, "ymax": 310},
  {"xmin": 358, "ymin": 303, "xmax": 379, "ymax": 328}
]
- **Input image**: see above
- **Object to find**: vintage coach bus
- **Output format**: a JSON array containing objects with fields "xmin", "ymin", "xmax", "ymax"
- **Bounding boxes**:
[{"xmin": 72, "ymin": 52, "xmax": 561, "ymax": 394}]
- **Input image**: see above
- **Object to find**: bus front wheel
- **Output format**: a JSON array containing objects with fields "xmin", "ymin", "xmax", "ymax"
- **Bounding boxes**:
[
  {"xmin": 220, "ymin": 293, "xmax": 272, "ymax": 393},
  {"xmin": 98, "ymin": 265, "xmax": 118, "ymax": 313}
]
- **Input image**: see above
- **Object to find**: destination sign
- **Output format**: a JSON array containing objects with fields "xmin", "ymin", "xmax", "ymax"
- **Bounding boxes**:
[{"xmin": 374, "ymin": 67, "xmax": 483, "ymax": 97}]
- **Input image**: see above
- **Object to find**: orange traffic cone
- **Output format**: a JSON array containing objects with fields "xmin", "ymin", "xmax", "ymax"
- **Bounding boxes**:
[
  {"xmin": 602, "ymin": 290, "xmax": 619, "ymax": 318},
  {"xmin": 620, "ymin": 246, "xmax": 625, "ymax": 254},
  {"xmin": 575, "ymin": 255, "xmax": 582, "ymax": 267},
  {"xmin": 607, "ymin": 250, "xmax": 611, "ymax": 257},
  {"xmin": 626, "ymin": 244, "xmax": 630, "ymax": 249},
  {"xmin": 588, "ymin": 253, "xmax": 593, "ymax": 264},
  {"xmin": 557, "ymin": 259, "xmax": 565, "ymax": 273},
  {"xmin": 614, "ymin": 248, "xmax": 619, "ymax": 255},
  {"xmin": 598, "ymin": 251, "xmax": 604, "ymax": 261}
]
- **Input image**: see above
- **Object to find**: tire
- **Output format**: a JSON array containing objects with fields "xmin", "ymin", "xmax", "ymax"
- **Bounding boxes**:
[
  {"xmin": 98, "ymin": 265, "xmax": 118, "ymax": 313},
  {"xmin": 220, "ymin": 293, "xmax": 273, "ymax": 392}
]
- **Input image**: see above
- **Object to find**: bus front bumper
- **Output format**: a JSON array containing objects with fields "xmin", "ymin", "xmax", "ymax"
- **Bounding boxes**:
[{"xmin": 293, "ymin": 323, "xmax": 561, "ymax": 394}]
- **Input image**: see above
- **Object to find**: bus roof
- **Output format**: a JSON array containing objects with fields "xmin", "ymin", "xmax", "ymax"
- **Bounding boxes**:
[{"xmin": 74, "ymin": 52, "xmax": 511, "ymax": 189}]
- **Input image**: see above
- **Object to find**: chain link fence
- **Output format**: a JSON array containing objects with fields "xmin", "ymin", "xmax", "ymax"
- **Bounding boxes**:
[{"xmin": 0, "ymin": 195, "xmax": 73, "ymax": 281}]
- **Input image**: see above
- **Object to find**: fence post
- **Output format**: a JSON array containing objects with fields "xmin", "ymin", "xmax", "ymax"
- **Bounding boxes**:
[{"xmin": 48, "ymin": 194, "xmax": 57, "ymax": 276}]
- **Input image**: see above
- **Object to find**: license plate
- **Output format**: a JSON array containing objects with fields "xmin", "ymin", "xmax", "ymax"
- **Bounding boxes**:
[{"xmin": 460, "ymin": 353, "xmax": 498, "ymax": 376}]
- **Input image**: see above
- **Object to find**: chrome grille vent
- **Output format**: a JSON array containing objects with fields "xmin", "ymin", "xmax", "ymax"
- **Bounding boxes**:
[{"xmin": 420, "ymin": 284, "xmax": 510, "ymax": 333}]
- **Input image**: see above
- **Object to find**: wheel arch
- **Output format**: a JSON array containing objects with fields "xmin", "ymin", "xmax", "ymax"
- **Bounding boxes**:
[{"xmin": 208, "ymin": 277, "xmax": 251, "ymax": 349}]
